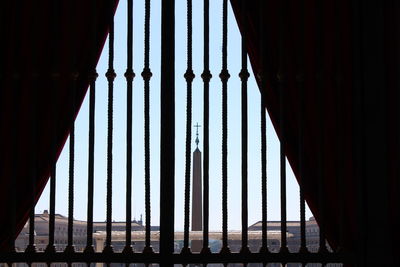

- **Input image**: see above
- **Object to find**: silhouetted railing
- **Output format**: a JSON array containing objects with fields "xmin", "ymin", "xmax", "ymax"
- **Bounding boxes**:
[{"xmin": 0, "ymin": 1, "xmax": 350, "ymax": 267}]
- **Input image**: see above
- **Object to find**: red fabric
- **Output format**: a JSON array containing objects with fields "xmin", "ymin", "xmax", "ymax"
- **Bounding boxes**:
[
  {"xmin": 0, "ymin": 0, "xmax": 118, "ymax": 251},
  {"xmin": 230, "ymin": 0, "xmax": 400, "ymax": 262}
]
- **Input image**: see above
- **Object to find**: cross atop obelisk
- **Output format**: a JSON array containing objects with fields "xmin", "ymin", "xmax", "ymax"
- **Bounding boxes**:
[{"xmin": 194, "ymin": 122, "xmax": 201, "ymax": 148}]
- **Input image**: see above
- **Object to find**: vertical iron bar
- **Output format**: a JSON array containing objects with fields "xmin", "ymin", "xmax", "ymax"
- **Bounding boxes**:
[
  {"xmin": 10, "ymin": 79, "xmax": 17, "ymax": 253},
  {"xmin": 160, "ymin": 0, "xmax": 175, "ymax": 265},
  {"xmin": 86, "ymin": 78, "xmax": 97, "ymax": 252},
  {"xmin": 104, "ymin": 0, "xmax": 116, "ymax": 253},
  {"xmin": 66, "ymin": 72, "xmax": 77, "ymax": 253},
  {"xmin": 65, "ymin": 0, "xmax": 78, "ymax": 254},
  {"xmin": 315, "ymin": 0, "xmax": 327, "ymax": 254},
  {"xmin": 278, "ymin": 0, "xmax": 288, "ymax": 253},
  {"xmin": 201, "ymin": 0, "xmax": 211, "ymax": 255},
  {"xmin": 28, "ymin": 208, "xmax": 35, "ymax": 251},
  {"xmin": 258, "ymin": 0, "xmax": 268, "ymax": 255},
  {"xmin": 260, "ymin": 97, "xmax": 267, "ymax": 253},
  {"xmin": 85, "ymin": 68, "xmax": 97, "ymax": 252},
  {"xmin": 67, "ymin": 97, "xmax": 75, "ymax": 250},
  {"xmin": 299, "ymin": 105, "xmax": 307, "ymax": 255},
  {"xmin": 10, "ymin": 75, "xmax": 17, "ymax": 255},
  {"xmin": 240, "ymin": 36, "xmax": 250, "ymax": 254},
  {"xmin": 47, "ymin": 160, "xmax": 57, "ymax": 252},
  {"xmin": 9, "ymin": 8, "xmax": 19, "ymax": 250},
  {"xmin": 220, "ymin": 0, "xmax": 230, "ymax": 254},
  {"xmin": 142, "ymin": 0, "xmax": 153, "ymax": 253},
  {"xmin": 26, "ymin": 1, "xmax": 39, "ymax": 253},
  {"xmin": 124, "ymin": 0, "xmax": 135, "ymax": 255},
  {"xmin": 296, "ymin": 0, "xmax": 307, "ymax": 255},
  {"xmin": 279, "ymin": 69, "xmax": 288, "ymax": 253},
  {"xmin": 28, "ymin": 176, "xmax": 36, "ymax": 252},
  {"xmin": 85, "ymin": 0, "xmax": 98, "ymax": 254},
  {"xmin": 65, "ymin": 0, "xmax": 78, "ymax": 255},
  {"xmin": 182, "ymin": 0, "xmax": 194, "ymax": 254},
  {"xmin": 46, "ymin": 0, "xmax": 60, "ymax": 254}
]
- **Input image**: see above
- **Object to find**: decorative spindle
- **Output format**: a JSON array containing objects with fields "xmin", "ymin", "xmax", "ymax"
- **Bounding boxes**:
[
  {"xmin": 182, "ymin": 0, "xmax": 194, "ymax": 255},
  {"xmin": 220, "ymin": 0, "xmax": 230, "ymax": 254},
  {"xmin": 65, "ymin": 71, "xmax": 78, "ymax": 254},
  {"xmin": 142, "ymin": 0, "xmax": 153, "ymax": 254},
  {"xmin": 296, "ymin": 0, "xmax": 308, "ymax": 255},
  {"xmin": 104, "ymin": 0, "xmax": 116, "ymax": 253},
  {"xmin": 84, "ymin": 0, "xmax": 98, "ymax": 254},
  {"xmin": 257, "ymin": 0, "xmax": 269, "ymax": 255},
  {"xmin": 45, "ymin": 1, "xmax": 60, "ymax": 254},
  {"xmin": 278, "ymin": 0, "xmax": 288, "ymax": 253},
  {"xmin": 260, "ymin": 96, "xmax": 268, "ymax": 254},
  {"xmin": 123, "ymin": 0, "xmax": 135, "ymax": 255},
  {"xmin": 85, "ymin": 68, "xmax": 98, "ymax": 254},
  {"xmin": 240, "ymin": 34, "xmax": 250, "ymax": 255},
  {"xmin": 201, "ymin": 0, "xmax": 212, "ymax": 255}
]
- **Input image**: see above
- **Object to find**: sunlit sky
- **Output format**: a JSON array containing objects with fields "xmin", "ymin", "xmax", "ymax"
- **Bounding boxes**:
[{"xmin": 36, "ymin": 0, "xmax": 312, "ymax": 231}]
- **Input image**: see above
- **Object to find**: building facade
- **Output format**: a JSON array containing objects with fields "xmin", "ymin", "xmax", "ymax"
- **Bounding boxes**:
[{"xmin": 13, "ymin": 211, "xmax": 331, "ymax": 267}]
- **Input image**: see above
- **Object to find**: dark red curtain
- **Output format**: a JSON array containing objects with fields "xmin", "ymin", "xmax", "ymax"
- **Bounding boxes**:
[
  {"xmin": 0, "ymin": 0, "xmax": 118, "ymax": 251},
  {"xmin": 230, "ymin": 0, "xmax": 400, "ymax": 264}
]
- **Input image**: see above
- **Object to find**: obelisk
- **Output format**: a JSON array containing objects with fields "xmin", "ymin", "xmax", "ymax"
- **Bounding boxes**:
[{"xmin": 191, "ymin": 123, "xmax": 202, "ymax": 252}]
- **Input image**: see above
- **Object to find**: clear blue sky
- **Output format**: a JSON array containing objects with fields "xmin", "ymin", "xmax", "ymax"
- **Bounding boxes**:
[{"xmin": 36, "ymin": 0, "xmax": 312, "ymax": 231}]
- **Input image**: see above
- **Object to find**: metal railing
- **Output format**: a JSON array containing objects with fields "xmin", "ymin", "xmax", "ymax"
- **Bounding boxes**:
[{"xmin": 1, "ymin": 0, "xmax": 350, "ymax": 266}]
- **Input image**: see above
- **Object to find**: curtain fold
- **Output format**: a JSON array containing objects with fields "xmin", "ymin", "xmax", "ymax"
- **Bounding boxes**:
[
  {"xmin": 0, "ymin": 0, "xmax": 118, "ymax": 251},
  {"xmin": 230, "ymin": 0, "xmax": 400, "ymax": 264}
]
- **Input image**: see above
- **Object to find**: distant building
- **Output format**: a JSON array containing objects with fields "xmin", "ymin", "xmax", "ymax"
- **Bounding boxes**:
[
  {"xmin": 15, "ymin": 210, "xmax": 145, "ymax": 253},
  {"xmin": 13, "ymin": 211, "xmax": 146, "ymax": 267},
  {"xmin": 93, "ymin": 216, "xmax": 145, "ymax": 232},
  {"xmin": 16, "ymin": 210, "xmax": 87, "ymax": 253},
  {"xmin": 248, "ymin": 216, "xmax": 322, "ymax": 252},
  {"xmin": 92, "ymin": 230, "xmax": 285, "ymax": 254}
]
